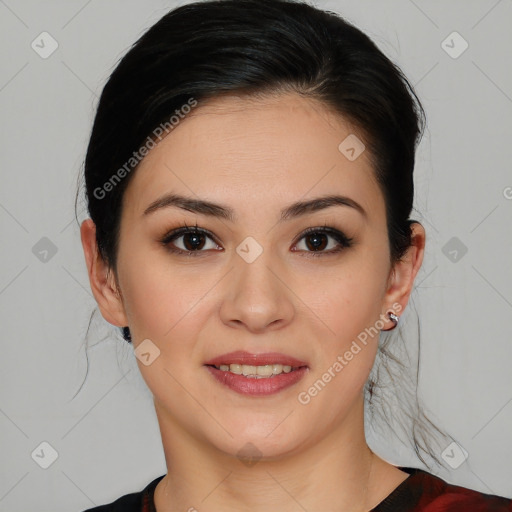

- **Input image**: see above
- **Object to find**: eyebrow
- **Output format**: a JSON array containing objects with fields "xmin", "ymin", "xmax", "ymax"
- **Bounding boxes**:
[{"xmin": 142, "ymin": 193, "xmax": 367, "ymax": 221}]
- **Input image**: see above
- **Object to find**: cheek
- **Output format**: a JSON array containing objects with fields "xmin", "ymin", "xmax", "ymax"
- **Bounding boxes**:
[
  {"xmin": 295, "ymin": 251, "xmax": 388, "ymax": 387},
  {"xmin": 118, "ymin": 256, "xmax": 214, "ymax": 392},
  {"xmin": 122, "ymin": 264, "xmax": 214, "ymax": 337},
  {"xmin": 302, "ymin": 259, "xmax": 387, "ymax": 341},
  {"xmin": 293, "ymin": 268, "xmax": 384, "ymax": 418}
]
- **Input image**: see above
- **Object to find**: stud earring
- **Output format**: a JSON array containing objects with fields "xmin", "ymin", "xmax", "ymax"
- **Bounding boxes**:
[
  {"xmin": 383, "ymin": 311, "xmax": 399, "ymax": 331},
  {"xmin": 120, "ymin": 326, "xmax": 132, "ymax": 343}
]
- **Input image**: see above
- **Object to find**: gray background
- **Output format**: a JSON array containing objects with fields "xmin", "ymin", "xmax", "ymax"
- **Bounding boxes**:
[{"xmin": 0, "ymin": 0, "xmax": 511, "ymax": 510}]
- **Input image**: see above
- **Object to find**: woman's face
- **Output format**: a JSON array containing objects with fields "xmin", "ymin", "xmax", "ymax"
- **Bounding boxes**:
[{"xmin": 90, "ymin": 92, "xmax": 422, "ymax": 459}]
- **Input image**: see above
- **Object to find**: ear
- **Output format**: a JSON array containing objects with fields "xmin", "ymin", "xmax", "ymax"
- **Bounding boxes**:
[
  {"xmin": 381, "ymin": 222, "xmax": 425, "ymax": 324},
  {"xmin": 80, "ymin": 218, "xmax": 128, "ymax": 327}
]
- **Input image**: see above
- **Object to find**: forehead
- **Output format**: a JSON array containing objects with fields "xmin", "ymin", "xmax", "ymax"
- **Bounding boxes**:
[{"xmin": 123, "ymin": 92, "xmax": 383, "ymax": 221}]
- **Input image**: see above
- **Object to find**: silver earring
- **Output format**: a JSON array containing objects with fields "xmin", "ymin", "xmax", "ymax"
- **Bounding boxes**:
[{"xmin": 386, "ymin": 312, "xmax": 399, "ymax": 331}]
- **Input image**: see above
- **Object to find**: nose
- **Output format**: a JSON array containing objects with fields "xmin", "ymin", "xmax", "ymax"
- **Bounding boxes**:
[{"xmin": 219, "ymin": 251, "xmax": 295, "ymax": 334}]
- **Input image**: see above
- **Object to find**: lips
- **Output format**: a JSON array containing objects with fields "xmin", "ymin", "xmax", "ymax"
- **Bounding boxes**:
[{"xmin": 203, "ymin": 350, "xmax": 308, "ymax": 368}]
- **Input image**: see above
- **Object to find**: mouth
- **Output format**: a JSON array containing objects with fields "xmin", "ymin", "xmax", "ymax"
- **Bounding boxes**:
[
  {"xmin": 203, "ymin": 350, "xmax": 309, "ymax": 376},
  {"xmin": 205, "ymin": 363, "xmax": 306, "ymax": 378},
  {"xmin": 203, "ymin": 351, "xmax": 309, "ymax": 396}
]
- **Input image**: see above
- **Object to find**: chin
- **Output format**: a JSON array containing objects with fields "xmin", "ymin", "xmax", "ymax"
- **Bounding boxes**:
[{"xmin": 207, "ymin": 421, "xmax": 309, "ymax": 463}]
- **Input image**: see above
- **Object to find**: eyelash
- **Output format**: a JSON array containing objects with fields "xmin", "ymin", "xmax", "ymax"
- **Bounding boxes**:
[{"xmin": 159, "ymin": 221, "xmax": 354, "ymax": 258}]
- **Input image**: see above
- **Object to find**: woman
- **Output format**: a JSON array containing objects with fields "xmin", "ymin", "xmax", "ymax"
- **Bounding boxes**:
[{"xmin": 78, "ymin": 0, "xmax": 512, "ymax": 510}]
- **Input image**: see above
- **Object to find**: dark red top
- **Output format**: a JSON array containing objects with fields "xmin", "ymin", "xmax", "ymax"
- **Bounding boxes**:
[{"xmin": 82, "ymin": 466, "xmax": 512, "ymax": 511}]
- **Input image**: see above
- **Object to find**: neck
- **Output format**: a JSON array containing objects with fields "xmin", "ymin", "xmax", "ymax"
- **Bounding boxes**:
[{"xmin": 153, "ymin": 396, "xmax": 401, "ymax": 512}]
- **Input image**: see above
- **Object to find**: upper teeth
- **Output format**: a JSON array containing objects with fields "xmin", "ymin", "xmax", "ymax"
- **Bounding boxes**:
[{"xmin": 216, "ymin": 363, "xmax": 294, "ymax": 377}]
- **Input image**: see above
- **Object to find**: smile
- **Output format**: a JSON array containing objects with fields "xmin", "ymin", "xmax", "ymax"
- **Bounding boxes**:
[
  {"xmin": 205, "ymin": 364, "xmax": 308, "ymax": 396},
  {"xmin": 210, "ymin": 363, "xmax": 299, "ymax": 377}
]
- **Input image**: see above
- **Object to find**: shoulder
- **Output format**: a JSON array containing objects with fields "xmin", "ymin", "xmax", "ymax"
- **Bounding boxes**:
[
  {"xmin": 81, "ymin": 492, "xmax": 140, "ymax": 512},
  {"xmin": 418, "ymin": 470, "xmax": 512, "ymax": 512},
  {"xmin": 375, "ymin": 466, "xmax": 512, "ymax": 511},
  {"xmin": 80, "ymin": 474, "xmax": 165, "ymax": 512}
]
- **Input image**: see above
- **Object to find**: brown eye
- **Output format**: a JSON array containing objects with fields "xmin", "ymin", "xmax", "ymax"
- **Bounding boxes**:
[
  {"xmin": 180, "ymin": 232, "xmax": 207, "ymax": 251},
  {"xmin": 161, "ymin": 227, "xmax": 220, "ymax": 255},
  {"xmin": 304, "ymin": 232, "xmax": 329, "ymax": 251},
  {"xmin": 293, "ymin": 227, "xmax": 353, "ymax": 256}
]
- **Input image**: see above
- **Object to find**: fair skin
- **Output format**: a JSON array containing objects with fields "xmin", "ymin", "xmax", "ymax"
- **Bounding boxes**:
[{"xmin": 81, "ymin": 92, "xmax": 425, "ymax": 512}]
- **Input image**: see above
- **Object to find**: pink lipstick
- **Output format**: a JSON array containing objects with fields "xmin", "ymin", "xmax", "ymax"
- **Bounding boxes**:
[{"xmin": 204, "ymin": 351, "xmax": 309, "ymax": 397}]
